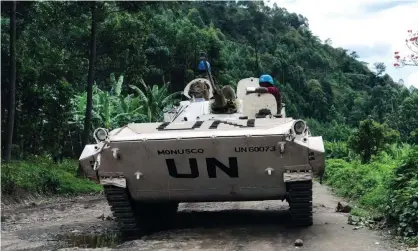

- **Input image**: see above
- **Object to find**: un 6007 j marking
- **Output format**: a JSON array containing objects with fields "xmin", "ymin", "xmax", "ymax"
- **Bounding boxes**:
[{"xmin": 234, "ymin": 146, "xmax": 276, "ymax": 152}]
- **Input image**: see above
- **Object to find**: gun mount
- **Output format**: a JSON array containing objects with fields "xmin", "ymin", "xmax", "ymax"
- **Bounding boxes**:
[{"xmin": 165, "ymin": 76, "xmax": 285, "ymax": 123}]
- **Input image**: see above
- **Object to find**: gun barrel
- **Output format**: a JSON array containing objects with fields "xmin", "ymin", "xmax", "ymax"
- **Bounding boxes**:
[{"xmin": 199, "ymin": 55, "xmax": 218, "ymax": 94}]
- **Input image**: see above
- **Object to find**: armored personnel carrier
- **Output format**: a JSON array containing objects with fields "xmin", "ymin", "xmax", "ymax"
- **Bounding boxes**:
[{"xmin": 79, "ymin": 59, "xmax": 325, "ymax": 240}]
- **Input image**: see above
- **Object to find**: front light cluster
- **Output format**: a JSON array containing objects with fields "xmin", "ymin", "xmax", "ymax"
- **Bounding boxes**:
[
  {"xmin": 293, "ymin": 120, "xmax": 306, "ymax": 135},
  {"xmin": 93, "ymin": 128, "xmax": 108, "ymax": 143}
]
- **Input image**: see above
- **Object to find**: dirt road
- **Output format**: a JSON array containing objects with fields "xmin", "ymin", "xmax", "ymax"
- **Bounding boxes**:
[{"xmin": 1, "ymin": 182, "xmax": 405, "ymax": 251}]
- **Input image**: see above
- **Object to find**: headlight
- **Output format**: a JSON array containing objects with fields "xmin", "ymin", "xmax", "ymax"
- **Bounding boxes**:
[
  {"xmin": 93, "ymin": 128, "xmax": 108, "ymax": 142},
  {"xmin": 293, "ymin": 120, "xmax": 306, "ymax": 135}
]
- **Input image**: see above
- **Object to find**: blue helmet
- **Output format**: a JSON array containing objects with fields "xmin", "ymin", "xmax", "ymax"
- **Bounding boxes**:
[
  {"xmin": 259, "ymin": 74, "xmax": 274, "ymax": 85},
  {"xmin": 198, "ymin": 60, "xmax": 210, "ymax": 71}
]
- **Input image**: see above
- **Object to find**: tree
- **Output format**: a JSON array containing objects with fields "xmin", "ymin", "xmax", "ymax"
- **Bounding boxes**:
[
  {"xmin": 306, "ymin": 79, "xmax": 328, "ymax": 119},
  {"xmin": 348, "ymin": 119, "xmax": 400, "ymax": 163},
  {"xmin": 2, "ymin": 1, "xmax": 416, "ymax": 160},
  {"xmin": 409, "ymin": 128, "xmax": 418, "ymax": 145},
  {"xmin": 398, "ymin": 92, "xmax": 418, "ymax": 137},
  {"xmin": 3, "ymin": 1, "xmax": 16, "ymax": 162},
  {"xmin": 393, "ymin": 29, "xmax": 418, "ymax": 68},
  {"xmin": 373, "ymin": 62, "xmax": 386, "ymax": 76},
  {"xmin": 79, "ymin": 2, "xmax": 99, "ymax": 177},
  {"xmin": 350, "ymin": 51, "xmax": 359, "ymax": 59},
  {"xmin": 81, "ymin": 2, "xmax": 99, "ymax": 150}
]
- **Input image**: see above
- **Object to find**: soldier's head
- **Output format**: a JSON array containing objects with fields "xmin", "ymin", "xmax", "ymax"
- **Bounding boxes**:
[
  {"xmin": 259, "ymin": 74, "xmax": 274, "ymax": 86},
  {"xmin": 221, "ymin": 85, "xmax": 236, "ymax": 100},
  {"xmin": 189, "ymin": 80, "xmax": 210, "ymax": 100}
]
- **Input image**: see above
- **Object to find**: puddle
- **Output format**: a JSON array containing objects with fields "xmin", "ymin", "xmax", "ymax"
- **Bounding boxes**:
[{"xmin": 56, "ymin": 232, "xmax": 123, "ymax": 248}]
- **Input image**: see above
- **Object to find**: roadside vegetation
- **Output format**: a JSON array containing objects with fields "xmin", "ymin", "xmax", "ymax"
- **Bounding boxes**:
[
  {"xmin": 1, "ymin": 156, "xmax": 102, "ymax": 197},
  {"xmin": 311, "ymin": 119, "xmax": 418, "ymax": 245},
  {"xmin": 1, "ymin": 0, "xmax": 417, "ymax": 245}
]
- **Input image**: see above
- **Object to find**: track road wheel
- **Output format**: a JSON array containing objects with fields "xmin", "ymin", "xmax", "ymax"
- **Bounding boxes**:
[
  {"xmin": 104, "ymin": 185, "xmax": 179, "ymax": 240},
  {"xmin": 287, "ymin": 180, "xmax": 313, "ymax": 227},
  {"xmin": 103, "ymin": 185, "xmax": 145, "ymax": 240}
]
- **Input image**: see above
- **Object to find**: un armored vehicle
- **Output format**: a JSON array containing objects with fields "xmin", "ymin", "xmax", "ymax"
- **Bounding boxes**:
[{"xmin": 79, "ymin": 60, "xmax": 325, "ymax": 239}]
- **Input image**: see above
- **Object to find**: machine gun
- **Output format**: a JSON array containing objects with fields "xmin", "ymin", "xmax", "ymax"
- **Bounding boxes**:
[
  {"xmin": 198, "ymin": 53, "xmax": 226, "ymax": 106},
  {"xmin": 198, "ymin": 53, "xmax": 236, "ymax": 113}
]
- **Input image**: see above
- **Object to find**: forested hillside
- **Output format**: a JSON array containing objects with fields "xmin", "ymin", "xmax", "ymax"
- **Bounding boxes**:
[
  {"xmin": 2, "ymin": 1, "xmax": 417, "ymax": 158},
  {"xmin": 1, "ymin": 1, "xmax": 417, "ymax": 244}
]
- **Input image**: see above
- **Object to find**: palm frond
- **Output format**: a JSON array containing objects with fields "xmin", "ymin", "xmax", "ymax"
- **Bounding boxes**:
[
  {"xmin": 129, "ymin": 84, "xmax": 149, "ymax": 104},
  {"xmin": 115, "ymin": 74, "xmax": 124, "ymax": 96}
]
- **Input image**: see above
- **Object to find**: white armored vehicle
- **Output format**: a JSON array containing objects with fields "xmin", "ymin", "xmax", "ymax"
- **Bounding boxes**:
[{"xmin": 79, "ymin": 60, "xmax": 325, "ymax": 239}]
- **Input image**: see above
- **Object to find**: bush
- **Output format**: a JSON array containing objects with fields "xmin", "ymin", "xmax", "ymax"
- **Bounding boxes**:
[
  {"xmin": 307, "ymin": 118, "xmax": 353, "ymax": 142},
  {"xmin": 325, "ymin": 144, "xmax": 418, "ymax": 244},
  {"xmin": 348, "ymin": 119, "xmax": 400, "ymax": 163},
  {"xmin": 324, "ymin": 158, "xmax": 397, "ymax": 211},
  {"xmin": 386, "ymin": 146, "xmax": 418, "ymax": 239},
  {"xmin": 409, "ymin": 128, "xmax": 418, "ymax": 145},
  {"xmin": 324, "ymin": 141, "xmax": 352, "ymax": 160},
  {"xmin": 1, "ymin": 156, "xmax": 102, "ymax": 196}
]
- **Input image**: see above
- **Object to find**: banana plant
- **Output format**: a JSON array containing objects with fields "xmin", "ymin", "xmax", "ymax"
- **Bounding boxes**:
[
  {"xmin": 68, "ymin": 84, "xmax": 103, "ymax": 131},
  {"xmin": 129, "ymin": 79, "xmax": 182, "ymax": 122},
  {"xmin": 69, "ymin": 73, "xmax": 147, "ymax": 131},
  {"xmin": 69, "ymin": 73, "xmax": 181, "ymax": 135}
]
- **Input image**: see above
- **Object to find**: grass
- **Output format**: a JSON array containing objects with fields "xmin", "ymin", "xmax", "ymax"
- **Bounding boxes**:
[
  {"xmin": 1, "ymin": 156, "xmax": 102, "ymax": 197},
  {"xmin": 324, "ymin": 143, "xmax": 412, "ymax": 211},
  {"xmin": 323, "ymin": 142, "xmax": 418, "ymax": 246},
  {"xmin": 350, "ymin": 207, "xmax": 373, "ymax": 218},
  {"xmin": 324, "ymin": 158, "xmax": 395, "ymax": 212}
]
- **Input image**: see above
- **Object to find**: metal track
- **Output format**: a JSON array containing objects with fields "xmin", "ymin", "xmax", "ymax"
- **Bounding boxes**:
[
  {"xmin": 103, "ymin": 185, "xmax": 143, "ymax": 240},
  {"xmin": 103, "ymin": 185, "xmax": 179, "ymax": 240},
  {"xmin": 287, "ymin": 180, "xmax": 313, "ymax": 227}
]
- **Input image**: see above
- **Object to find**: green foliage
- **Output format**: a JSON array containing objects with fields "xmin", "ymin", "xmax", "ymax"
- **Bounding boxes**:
[
  {"xmin": 348, "ymin": 119, "xmax": 400, "ymax": 163},
  {"xmin": 69, "ymin": 74, "xmax": 182, "ymax": 139},
  {"xmin": 3, "ymin": 1, "xmax": 418, "ymax": 158},
  {"xmin": 129, "ymin": 80, "xmax": 182, "ymax": 122},
  {"xmin": 69, "ymin": 74, "xmax": 146, "ymax": 132},
  {"xmin": 386, "ymin": 146, "xmax": 418, "ymax": 239},
  {"xmin": 325, "ymin": 158, "xmax": 392, "ymax": 211},
  {"xmin": 350, "ymin": 207, "xmax": 373, "ymax": 218},
  {"xmin": 324, "ymin": 141, "xmax": 352, "ymax": 160},
  {"xmin": 325, "ymin": 144, "xmax": 411, "ymax": 209},
  {"xmin": 325, "ymin": 144, "xmax": 417, "ymax": 244},
  {"xmin": 307, "ymin": 118, "xmax": 353, "ymax": 142},
  {"xmin": 1, "ymin": 156, "xmax": 102, "ymax": 195},
  {"xmin": 408, "ymin": 128, "xmax": 418, "ymax": 145}
]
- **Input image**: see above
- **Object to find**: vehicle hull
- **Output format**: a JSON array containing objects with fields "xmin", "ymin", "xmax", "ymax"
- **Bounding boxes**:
[{"xmin": 80, "ymin": 132, "xmax": 322, "ymax": 203}]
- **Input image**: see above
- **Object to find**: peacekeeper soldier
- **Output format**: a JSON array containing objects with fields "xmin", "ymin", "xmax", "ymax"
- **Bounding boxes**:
[
  {"xmin": 247, "ymin": 74, "xmax": 282, "ymax": 114},
  {"xmin": 188, "ymin": 79, "xmax": 211, "ymax": 100}
]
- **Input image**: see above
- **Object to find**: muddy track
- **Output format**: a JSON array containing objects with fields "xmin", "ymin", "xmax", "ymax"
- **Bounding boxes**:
[{"xmin": 0, "ymin": 182, "xmax": 407, "ymax": 251}]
